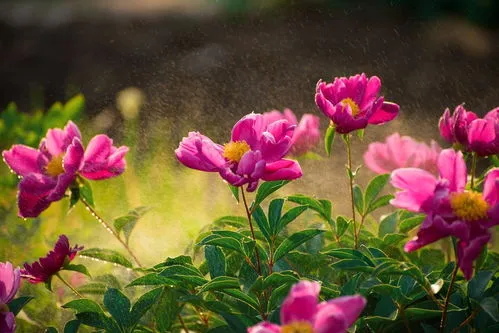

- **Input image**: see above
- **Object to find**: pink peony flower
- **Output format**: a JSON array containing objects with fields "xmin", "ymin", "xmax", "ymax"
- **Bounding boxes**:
[
  {"xmin": 262, "ymin": 109, "xmax": 320, "ymax": 156},
  {"xmin": 363, "ymin": 133, "xmax": 441, "ymax": 175},
  {"xmin": 247, "ymin": 281, "xmax": 366, "ymax": 333},
  {"xmin": 439, "ymin": 105, "xmax": 499, "ymax": 156},
  {"xmin": 390, "ymin": 149, "xmax": 499, "ymax": 279},
  {"xmin": 21, "ymin": 235, "xmax": 83, "ymax": 284},
  {"xmin": 0, "ymin": 262, "xmax": 21, "ymax": 333},
  {"xmin": 315, "ymin": 73, "xmax": 399, "ymax": 134},
  {"xmin": 2, "ymin": 121, "xmax": 129, "ymax": 218},
  {"xmin": 175, "ymin": 113, "xmax": 302, "ymax": 192}
]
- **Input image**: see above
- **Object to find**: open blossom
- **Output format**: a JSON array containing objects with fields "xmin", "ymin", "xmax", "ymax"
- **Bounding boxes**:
[
  {"xmin": 315, "ymin": 73, "xmax": 399, "ymax": 134},
  {"xmin": 439, "ymin": 105, "xmax": 499, "ymax": 156},
  {"xmin": 364, "ymin": 133, "xmax": 441, "ymax": 174},
  {"xmin": 21, "ymin": 235, "xmax": 83, "ymax": 284},
  {"xmin": 0, "ymin": 262, "xmax": 21, "ymax": 333},
  {"xmin": 248, "ymin": 281, "xmax": 366, "ymax": 333},
  {"xmin": 390, "ymin": 149, "xmax": 498, "ymax": 279},
  {"xmin": 262, "ymin": 109, "xmax": 320, "ymax": 156},
  {"xmin": 175, "ymin": 113, "xmax": 302, "ymax": 192},
  {"xmin": 2, "ymin": 121, "xmax": 128, "ymax": 218}
]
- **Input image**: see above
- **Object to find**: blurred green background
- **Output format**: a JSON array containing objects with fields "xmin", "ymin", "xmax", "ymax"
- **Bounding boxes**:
[{"xmin": 1, "ymin": 0, "xmax": 499, "ymax": 330}]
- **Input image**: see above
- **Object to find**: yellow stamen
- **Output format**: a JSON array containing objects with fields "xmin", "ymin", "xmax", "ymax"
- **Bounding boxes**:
[
  {"xmin": 340, "ymin": 98, "xmax": 360, "ymax": 117},
  {"xmin": 282, "ymin": 321, "xmax": 315, "ymax": 333},
  {"xmin": 450, "ymin": 191, "xmax": 489, "ymax": 221},
  {"xmin": 45, "ymin": 154, "xmax": 65, "ymax": 177},
  {"xmin": 223, "ymin": 140, "xmax": 251, "ymax": 163}
]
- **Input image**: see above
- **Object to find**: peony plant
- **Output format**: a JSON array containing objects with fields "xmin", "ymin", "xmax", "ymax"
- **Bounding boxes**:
[{"xmin": 0, "ymin": 75, "xmax": 497, "ymax": 333}]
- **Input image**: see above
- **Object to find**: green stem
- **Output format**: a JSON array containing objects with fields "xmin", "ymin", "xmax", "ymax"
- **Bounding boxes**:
[
  {"xmin": 440, "ymin": 242, "xmax": 459, "ymax": 332},
  {"xmin": 81, "ymin": 198, "xmax": 143, "ymax": 268},
  {"xmin": 177, "ymin": 314, "xmax": 189, "ymax": 333},
  {"xmin": 241, "ymin": 189, "xmax": 262, "ymax": 275},
  {"xmin": 451, "ymin": 309, "xmax": 479, "ymax": 333},
  {"xmin": 470, "ymin": 152, "xmax": 478, "ymax": 189},
  {"xmin": 56, "ymin": 273, "xmax": 83, "ymax": 299},
  {"xmin": 344, "ymin": 135, "xmax": 358, "ymax": 248}
]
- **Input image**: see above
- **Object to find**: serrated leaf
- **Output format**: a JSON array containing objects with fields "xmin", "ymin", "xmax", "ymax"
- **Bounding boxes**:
[
  {"xmin": 104, "ymin": 288, "xmax": 131, "ymax": 328},
  {"xmin": 7, "ymin": 296, "xmax": 34, "ymax": 315},
  {"xmin": 130, "ymin": 288, "xmax": 163, "ymax": 324},
  {"xmin": 79, "ymin": 248, "xmax": 133, "ymax": 268},
  {"xmin": 253, "ymin": 180, "xmax": 290, "ymax": 208},
  {"xmin": 63, "ymin": 299, "xmax": 104, "ymax": 314},
  {"xmin": 205, "ymin": 245, "xmax": 226, "ymax": 279},
  {"xmin": 198, "ymin": 277, "xmax": 241, "ymax": 293},
  {"xmin": 325, "ymin": 125, "xmax": 336, "ymax": 156},
  {"xmin": 274, "ymin": 229, "xmax": 324, "ymax": 262}
]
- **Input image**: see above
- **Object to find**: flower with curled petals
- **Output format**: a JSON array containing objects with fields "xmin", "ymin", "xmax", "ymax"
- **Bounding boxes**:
[{"xmin": 0, "ymin": 262, "xmax": 21, "ymax": 333}]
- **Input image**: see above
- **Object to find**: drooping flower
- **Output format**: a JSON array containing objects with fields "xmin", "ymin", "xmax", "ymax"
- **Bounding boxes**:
[
  {"xmin": 262, "ymin": 109, "xmax": 320, "ymax": 156},
  {"xmin": 2, "ymin": 121, "xmax": 129, "ymax": 218},
  {"xmin": 390, "ymin": 149, "xmax": 499, "ymax": 279},
  {"xmin": 0, "ymin": 262, "xmax": 21, "ymax": 333},
  {"xmin": 247, "ymin": 281, "xmax": 366, "ymax": 333},
  {"xmin": 175, "ymin": 113, "xmax": 302, "ymax": 192},
  {"xmin": 315, "ymin": 73, "xmax": 400, "ymax": 134},
  {"xmin": 21, "ymin": 235, "xmax": 83, "ymax": 284},
  {"xmin": 439, "ymin": 105, "xmax": 499, "ymax": 156},
  {"xmin": 363, "ymin": 133, "xmax": 441, "ymax": 175}
]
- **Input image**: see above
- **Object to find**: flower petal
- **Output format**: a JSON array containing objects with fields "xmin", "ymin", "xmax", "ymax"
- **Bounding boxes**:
[
  {"xmin": 262, "ymin": 159, "xmax": 302, "ymax": 181},
  {"xmin": 175, "ymin": 132, "xmax": 225, "ymax": 172},
  {"xmin": 80, "ymin": 135, "xmax": 129, "ymax": 180},
  {"xmin": 0, "ymin": 262, "xmax": 21, "ymax": 304},
  {"xmin": 247, "ymin": 322, "xmax": 281, "ymax": 333},
  {"xmin": 439, "ymin": 108, "xmax": 454, "ymax": 143},
  {"xmin": 0, "ymin": 312, "xmax": 16, "ymax": 333},
  {"xmin": 483, "ymin": 168, "xmax": 499, "ymax": 207},
  {"xmin": 437, "ymin": 149, "xmax": 467, "ymax": 193},
  {"xmin": 314, "ymin": 295, "xmax": 367, "ymax": 333},
  {"xmin": 231, "ymin": 113, "xmax": 266, "ymax": 150},
  {"xmin": 457, "ymin": 227, "xmax": 490, "ymax": 280},
  {"xmin": 2, "ymin": 145, "xmax": 42, "ymax": 176},
  {"xmin": 44, "ymin": 121, "xmax": 81, "ymax": 156},
  {"xmin": 390, "ymin": 168, "xmax": 437, "ymax": 212},
  {"xmin": 368, "ymin": 101, "xmax": 400, "ymax": 124},
  {"xmin": 467, "ymin": 119, "xmax": 498, "ymax": 156},
  {"xmin": 17, "ymin": 174, "xmax": 57, "ymax": 218},
  {"xmin": 280, "ymin": 280, "xmax": 320, "ymax": 325}
]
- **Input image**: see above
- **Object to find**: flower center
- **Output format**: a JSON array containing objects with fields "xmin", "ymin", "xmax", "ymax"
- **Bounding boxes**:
[
  {"xmin": 340, "ymin": 98, "xmax": 360, "ymax": 117},
  {"xmin": 45, "ymin": 154, "xmax": 65, "ymax": 177},
  {"xmin": 282, "ymin": 321, "xmax": 315, "ymax": 333},
  {"xmin": 450, "ymin": 191, "xmax": 489, "ymax": 221},
  {"xmin": 223, "ymin": 140, "xmax": 251, "ymax": 163}
]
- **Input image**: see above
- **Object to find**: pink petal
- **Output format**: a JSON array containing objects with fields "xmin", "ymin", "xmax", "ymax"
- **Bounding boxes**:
[
  {"xmin": 175, "ymin": 132, "xmax": 225, "ymax": 172},
  {"xmin": 467, "ymin": 119, "xmax": 498, "ymax": 156},
  {"xmin": 44, "ymin": 121, "xmax": 81, "ymax": 156},
  {"xmin": 80, "ymin": 135, "xmax": 129, "ymax": 180},
  {"xmin": 262, "ymin": 159, "xmax": 302, "ymax": 181},
  {"xmin": 457, "ymin": 227, "xmax": 491, "ymax": 280},
  {"xmin": 314, "ymin": 295, "xmax": 366, "ymax": 333},
  {"xmin": 390, "ymin": 168, "xmax": 437, "ymax": 212},
  {"xmin": 439, "ymin": 108, "xmax": 454, "ymax": 143},
  {"xmin": 291, "ymin": 114, "xmax": 320, "ymax": 156},
  {"xmin": 17, "ymin": 173, "xmax": 57, "ymax": 218},
  {"xmin": 231, "ymin": 113, "xmax": 266, "ymax": 149},
  {"xmin": 315, "ymin": 91, "xmax": 337, "ymax": 119},
  {"xmin": 437, "ymin": 149, "xmax": 467, "ymax": 193},
  {"xmin": 283, "ymin": 108, "xmax": 298, "ymax": 125},
  {"xmin": 2, "ymin": 145, "xmax": 42, "ymax": 176},
  {"xmin": 260, "ymin": 121, "xmax": 294, "ymax": 162},
  {"xmin": 368, "ymin": 101, "xmax": 399, "ymax": 125},
  {"xmin": 247, "ymin": 322, "xmax": 281, "ymax": 333},
  {"xmin": 0, "ymin": 262, "xmax": 21, "ymax": 304},
  {"xmin": 0, "ymin": 312, "xmax": 16, "ymax": 333},
  {"xmin": 280, "ymin": 280, "xmax": 320, "ymax": 325},
  {"xmin": 360, "ymin": 75, "xmax": 381, "ymax": 109},
  {"xmin": 483, "ymin": 168, "xmax": 499, "ymax": 207}
]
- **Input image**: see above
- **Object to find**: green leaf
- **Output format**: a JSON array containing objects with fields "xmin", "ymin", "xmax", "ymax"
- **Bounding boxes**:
[
  {"xmin": 79, "ymin": 179, "xmax": 94, "ymax": 207},
  {"xmin": 77, "ymin": 283, "xmax": 107, "ymax": 295},
  {"xmin": 104, "ymin": 288, "xmax": 131, "ymax": 328},
  {"xmin": 154, "ymin": 288, "xmax": 182, "ymax": 332},
  {"xmin": 263, "ymin": 271, "xmax": 299, "ymax": 289},
  {"xmin": 336, "ymin": 215, "xmax": 350, "ymax": 238},
  {"xmin": 198, "ymin": 277, "xmax": 241, "ymax": 293},
  {"xmin": 468, "ymin": 270, "xmax": 494, "ymax": 300},
  {"xmin": 268, "ymin": 198, "xmax": 284, "ymax": 235},
  {"xmin": 127, "ymin": 273, "xmax": 177, "ymax": 287},
  {"xmin": 367, "ymin": 194, "xmax": 394, "ymax": 213},
  {"xmin": 213, "ymin": 216, "xmax": 246, "ymax": 228},
  {"xmin": 228, "ymin": 184, "xmax": 240, "ymax": 203},
  {"xmin": 75, "ymin": 312, "xmax": 119, "ymax": 331},
  {"xmin": 7, "ymin": 296, "xmax": 34, "ymax": 315},
  {"xmin": 480, "ymin": 297, "xmax": 499, "ymax": 322},
  {"xmin": 323, "ymin": 248, "xmax": 374, "ymax": 266},
  {"xmin": 63, "ymin": 320, "xmax": 80, "ymax": 333},
  {"xmin": 357, "ymin": 129, "xmax": 365, "ymax": 140},
  {"xmin": 378, "ymin": 212, "xmax": 398, "ymax": 238},
  {"xmin": 205, "ymin": 245, "xmax": 226, "ymax": 279},
  {"xmin": 130, "ymin": 288, "xmax": 163, "ymax": 324},
  {"xmin": 69, "ymin": 187, "xmax": 80, "ymax": 210},
  {"xmin": 45, "ymin": 328, "xmax": 58, "ymax": 333},
  {"xmin": 63, "ymin": 264, "xmax": 91, "ymax": 277},
  {"xmin": 277, "ymin": 205, "xmax": 308, "ymax": 233},
  {"xmin": 324, "ymin": 125, "xmax": 336, "ymax": 156},
  {"xmin": 252, "ymin": 205, "xmax": 271, "ymax": 242},
  {"xmin": 201, "ymin": 237, "xmax": 244, "ymax": 254},
  {"xmin": 253, "ymin": 180, "xmax": 290, "ymax": 208},
  {"xmin": 399, "ymin": 215, "xmax": 425, "ymax": 233},
  {"xmin": 221, "ymin": 289, "xmax": 260, "ymax": 311},
  {"xmin": 220, "ymin": 312, "xmax": 251, "ymax": 332},
  {"xmin": 113, "ymin": 206, "xmax": 151, "ymax": 244},
  {"xmin": 274, "ymin": 229, "xmax": 325, "ymax": 262},
  {"xmin": 331, "ymin": 259, "xmax": 374, "ymax": 272},
  {"xmin": 352, "ymin": 184, "xmax": 364, "ymax": 214},
  {"xmin": 63, "ymin": 299, "xmax": 104, "ymax": 313},
  {"xmin": 63, "ymin": 94, "xmax": 85, "ymax": 120},
  {"xmin": 79, "ymin": 248, "xmax": 133, "ymax": 268},
  {"xmin": 364, "ymin": 174, "xmax": 390, "ymax": 210}
]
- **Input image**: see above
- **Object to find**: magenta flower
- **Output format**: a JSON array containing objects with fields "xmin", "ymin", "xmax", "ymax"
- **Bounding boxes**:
[
  {"xmin": 2, "ymin": 121, "xmax": 129, "ymax": 218},
  {"xmin": 439, "ymin": 105, "xmax": 499, "ymax": 156},
  {"xmin": 315, "ymin": 73, "xmax": 399, "ymax": 134},
  {"xmin": 0, "ymin": 262, "xmax": 21, "ymax": 333},
  {"xmin": 390, "ymin": 149, "xmax": 499, "ymax": 279},
  {"xmin": 248, "ymin": 281, "xmax": 366, "ymax": 333},
  {"xmin": 363, "ymin": 133, "xmax": 441, "ymax": 175},
  {"xmin": 21, "ymin": 235, "xmax": 83, "ymax": 284},
  {"xmin": 175, "ymin": 113, "xmax": 302, "ymax": 192},
  {"xmin": 262, "ymin": 109, "xmax": 320, "ymax": 156}
]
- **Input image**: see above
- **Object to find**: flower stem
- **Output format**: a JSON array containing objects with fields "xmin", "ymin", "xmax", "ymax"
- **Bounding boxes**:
[
  {"xmin": 470, "ymin": 152, "xmax": 478, "ymax": 189},
  {"xmin": 80, "ymin": 198, "xmax": 143, "ymax": 268},
  {"xmin": 440, "ymin": 248, "xmax": 459, "ymax": 332},
  {"xmin": 241, "ymin": 189, "xmax": 262, "ymax": 275},
  {"xmin": 177, "ymin": 314, "xmax": 189, "ymax": 333},
  {"xmin": 56, "ymin": 273, "xmax": 83, "ymax": 299},
  {"xmin": 451, "ymin": 309, "xmax": 479, "ymax": 333},
  {"xmin": 344, "ymin": 135, "xmax": 358, "ymax": 248}
]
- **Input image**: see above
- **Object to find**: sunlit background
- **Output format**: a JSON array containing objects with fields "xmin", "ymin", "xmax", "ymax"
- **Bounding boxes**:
[{"xmin": 1, "ymin": 0, "xmax": 498, "ymax": 330}]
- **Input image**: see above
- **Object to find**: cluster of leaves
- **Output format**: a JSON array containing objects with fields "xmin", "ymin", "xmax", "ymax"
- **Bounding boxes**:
[{"xmin": 51, "ymin": 176, "xmax": 498, "ymax": 332}]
